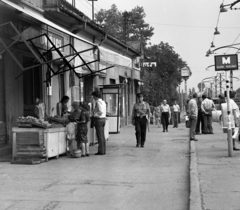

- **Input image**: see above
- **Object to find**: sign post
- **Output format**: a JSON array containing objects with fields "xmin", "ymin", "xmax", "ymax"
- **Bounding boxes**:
[{"xmin": 214, "ymin": 54, "xmax": 238, "ymax": 157}]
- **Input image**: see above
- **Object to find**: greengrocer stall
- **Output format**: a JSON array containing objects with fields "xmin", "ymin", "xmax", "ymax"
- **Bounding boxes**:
[{"xmin": 12, "ymin": 116, "xmax": 68, "ymax": 164}]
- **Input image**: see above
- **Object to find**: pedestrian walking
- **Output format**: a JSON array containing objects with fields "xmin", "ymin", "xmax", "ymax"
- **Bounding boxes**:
[
  {"xmin": 131, "ymin": 93, "xmax": 150, "ymax": 148},
  {"xmin": 172, "ymin": 101, "xmax": 180, "ymax": 128},
  {"xmin": 195, "ymin": 97, "xmax": 204, "ymax": 135},
  {"xmin": 92, "ymin": 91, "xmax": 107, "ymax": 155},
  {"xmin": 160, "ymin": 100, "xmax": 171, "ymax": 132},
  {"xmin": 188, "ymin": 93, "xmax": 198, "ymax": 141},
  {"xmin": 201, "ymin": 95, "xmax": 215, "ymax": 134}
]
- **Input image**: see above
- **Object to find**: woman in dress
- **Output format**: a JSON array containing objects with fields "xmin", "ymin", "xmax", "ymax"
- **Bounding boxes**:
[{"xmin": 76, "ymin": 102, "xmax": 90, "ymax": 157}]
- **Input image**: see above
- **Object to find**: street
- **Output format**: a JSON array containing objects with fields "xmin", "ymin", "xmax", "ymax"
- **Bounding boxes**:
[{"xmin": 0, "ymin": 123, "xmax": 189, "ymax": 210}]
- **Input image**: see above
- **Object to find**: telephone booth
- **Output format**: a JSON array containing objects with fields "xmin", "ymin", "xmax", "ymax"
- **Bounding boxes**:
[{"xmin": 100, "ymin": 84, "xmax": 123, "ymax": 133}]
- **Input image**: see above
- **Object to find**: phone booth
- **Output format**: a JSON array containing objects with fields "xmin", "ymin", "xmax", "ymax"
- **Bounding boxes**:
[{"xmin": 100, "ymin": 84, "xmax": 122, "ymax": 133}]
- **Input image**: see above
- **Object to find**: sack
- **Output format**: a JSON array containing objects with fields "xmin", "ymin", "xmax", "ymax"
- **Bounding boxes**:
[
  {"xmin": 185, "ymin": 116, "xmax": 190, "ymax": 128},
  {"xmin": 90, "ymin": 117, "xmax": 95, "ymax": 128}
]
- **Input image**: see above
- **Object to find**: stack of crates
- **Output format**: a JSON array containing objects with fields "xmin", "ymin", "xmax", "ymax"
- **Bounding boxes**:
[{"xmin": 12, "ymin": 132, "xmax": 47, "ymax": 164}]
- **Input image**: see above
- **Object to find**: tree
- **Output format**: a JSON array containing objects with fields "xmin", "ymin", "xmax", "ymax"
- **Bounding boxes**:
[
  {"xmin": 140, "ymin": 42, "xmax": 188, "ymax": 105},
  {"xmin": 95, "ymin": 5, "xmax": 154, "ymax": 44}
]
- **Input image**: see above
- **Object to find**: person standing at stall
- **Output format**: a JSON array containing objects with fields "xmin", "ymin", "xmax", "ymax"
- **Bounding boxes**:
[
  {"xmin": 92, "ymin": 91, "xmax": 107, "ymax": 155},
  {"xmin": 76, "ymin": 102, "xmax": 90, "ymax": 157},
  {"xmin": 132, "ymin": 93, "xmax": 150, "ymax": 148},
  {"xmin": 160, "ymin": 100, "xmax": 171, "ymax": 132},
  {"xmin": 56, "ymin": 95, "xmax": 70, "ymax": 117},
  {"xmin": 195, "ymin": 97, "xmax": 204, "ymax": 135}
]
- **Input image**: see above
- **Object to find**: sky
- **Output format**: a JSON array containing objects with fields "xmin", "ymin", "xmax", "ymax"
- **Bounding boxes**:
[{"xmin": 68, "ymin": 0, "xmax": 240, "ymax": 94}]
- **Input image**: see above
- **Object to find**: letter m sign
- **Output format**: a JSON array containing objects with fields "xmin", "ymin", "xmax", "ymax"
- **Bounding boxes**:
[{"xmin": 215, "ymin": 54, "xmax": 238, "ymax": 71}]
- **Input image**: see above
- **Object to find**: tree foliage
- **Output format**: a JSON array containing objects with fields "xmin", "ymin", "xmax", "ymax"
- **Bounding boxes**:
[
  {"xmin": 95, "ymin": 5, "xmax": 154, "ymax": 44},
  {"xmin": 141, "ymin": 42, "xmax": 188, "ymax": 106}
]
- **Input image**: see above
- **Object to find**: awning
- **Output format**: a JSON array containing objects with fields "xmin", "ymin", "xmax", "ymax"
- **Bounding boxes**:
[
  {"xmin": 0, "ymin": 1, "xmax": 115, "ymax": 80},
  {"xmin": 1, "ymin": 0, "xmax": 96, "ymax": 47}
]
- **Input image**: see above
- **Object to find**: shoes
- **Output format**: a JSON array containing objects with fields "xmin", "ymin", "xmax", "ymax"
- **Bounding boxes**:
[
  {"xmin": 190, "ymin": 138, "xmax": 198, "ymax": 141},
  {"xmin": 81, "ymin": 154, "xmax": 86, "ymax": 157},
  {"xmin": 163, "ymin": 130, "xmax": 165, "ymax": 132},
  {"xmin": 141, "ymin": 145, "xmax": 144, "ymax": 148},
  {"xmin": 233, "ymin": 147, "xmax": 240, "ymax": 151},
  {"xmin": 166, "ymin": 129, "xmax": 168, "ymax": 132},
  {"xmin": 86, "ymin": 154, "xmax": 90, "ymax": 157},
  {"xmin": 136, "ymin": 144, "xmax": 140, "ymax": 147},
  {"xmin": 210, "ymin": 132, "xmax": 214, "ymax": 134},
  {"xmin": 95, "ymin": 152, "xmax": 104, "ymax": 155}
]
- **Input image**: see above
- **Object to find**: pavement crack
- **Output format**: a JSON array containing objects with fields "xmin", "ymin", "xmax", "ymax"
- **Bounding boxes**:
[
  {"xmin": 42, "ymin": 201, "xmax": 59, "ymax": 210},
  {"xmin": 40, "ymin": 180, "xmax": 60, "ymax": 191}
]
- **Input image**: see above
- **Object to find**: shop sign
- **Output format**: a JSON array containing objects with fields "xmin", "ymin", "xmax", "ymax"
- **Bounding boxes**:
[
  {"xmin": 42, "ymin": 32, "xmax": 64, "ymax": 52},
  {"xmin": 215, "ymin": 54, "xmax": 238, "ymax": 71},
  {"xmin": 141, "ymin": 62, "xmax": 157, "ymax": 67}
]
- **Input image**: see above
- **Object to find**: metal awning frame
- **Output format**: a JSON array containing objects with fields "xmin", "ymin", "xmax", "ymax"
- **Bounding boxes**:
[{"xmin": 0, "ymin": 21, "xmax": 114, "ymax": 80}]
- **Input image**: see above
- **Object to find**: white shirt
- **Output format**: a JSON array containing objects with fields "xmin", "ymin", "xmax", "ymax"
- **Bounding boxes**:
[
  {"xmin": 173, "ymin": 104, "xmax": 180, "ymax": 112},
  {"xmin": 201, "ymin": 98, "xmax": 215, "ymax": 114},
  {"xmin": 93, "ymin": 98, "xmax": 106, "ymax": 118}
]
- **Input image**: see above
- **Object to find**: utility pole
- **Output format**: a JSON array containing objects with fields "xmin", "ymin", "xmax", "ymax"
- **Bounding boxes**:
[{"xmin": 88, "ymin": 0, "xmax": 97, "ymax": 21}]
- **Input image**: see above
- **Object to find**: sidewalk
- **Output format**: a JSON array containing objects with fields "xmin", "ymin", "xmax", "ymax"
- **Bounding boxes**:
[
  {"xmin": 190, "ymin": 122, "xmax": 240, "ymax": 210},
  {"xmin": 0, "ymin": 123, "xmax": 190, "ymax": 210}
]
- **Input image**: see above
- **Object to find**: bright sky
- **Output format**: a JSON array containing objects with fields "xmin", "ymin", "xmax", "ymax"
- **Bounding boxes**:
[{"xmin": 68, "ymin": 0, "xmax": 240, "ymax": 94}]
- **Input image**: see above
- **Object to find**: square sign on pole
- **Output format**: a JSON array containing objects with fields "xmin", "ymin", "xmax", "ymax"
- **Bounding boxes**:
[{"xmin": 214, "ymin": 54, "xmax": 238, "ymax": 71}]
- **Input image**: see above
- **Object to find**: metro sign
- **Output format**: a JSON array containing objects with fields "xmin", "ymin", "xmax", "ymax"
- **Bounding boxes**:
[{"xmin": 214, "ymin": 54, "xmax": 238, "ymax": 71}]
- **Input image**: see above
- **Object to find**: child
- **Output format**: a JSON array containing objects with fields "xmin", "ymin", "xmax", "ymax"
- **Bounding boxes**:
[{"xmin": 76, "ymin": 102, "xmax": 90, "ymax": 157}]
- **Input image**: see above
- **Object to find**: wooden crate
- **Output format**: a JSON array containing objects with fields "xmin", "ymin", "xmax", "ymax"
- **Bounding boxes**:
[{"xmin": 16, "ymin": 132, "xmax": 44, "ymax": 146}]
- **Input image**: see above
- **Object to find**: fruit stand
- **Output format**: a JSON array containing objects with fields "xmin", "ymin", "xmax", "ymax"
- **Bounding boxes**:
[{"xmin": 12, "ymin": 116, "xmax": 67, "ymax": 164}]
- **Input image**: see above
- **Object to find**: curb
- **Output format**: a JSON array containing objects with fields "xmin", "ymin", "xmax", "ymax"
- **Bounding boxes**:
[{"xmin": 189, "ymin": 141, "xmax": 202, "ymax": 210}]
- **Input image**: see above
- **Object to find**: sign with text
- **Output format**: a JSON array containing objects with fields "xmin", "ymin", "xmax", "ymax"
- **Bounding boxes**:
[
  {"xmin": 141, "ymin": 62, "xmax": 157, "ymax": 67},
  {"xmin": 181, "ymin": 67, "xmax": 190, "ymax": 77},
  {"xmin": 215, "ymin": 54, "xmax": 238, "ymax": 71}
]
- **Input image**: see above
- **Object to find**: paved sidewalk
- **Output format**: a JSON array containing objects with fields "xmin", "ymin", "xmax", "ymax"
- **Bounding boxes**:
[
  {"xmin": 191, "ymin": 122, "xmax": 240, "ymax": 210},
  {"xmin": 0, "ymin": 123, "xmax": 190, "ymax": 210}
]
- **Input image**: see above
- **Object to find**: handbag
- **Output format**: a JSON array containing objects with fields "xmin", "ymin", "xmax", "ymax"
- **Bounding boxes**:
[{"xmin": 185, "ymin": 116, "xmax": 190, "ymax": 128}]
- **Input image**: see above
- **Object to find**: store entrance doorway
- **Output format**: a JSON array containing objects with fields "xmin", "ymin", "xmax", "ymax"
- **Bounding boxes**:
[{"xmin": 23, "ymin": 58, "xmax": 42, "ymax": 117}]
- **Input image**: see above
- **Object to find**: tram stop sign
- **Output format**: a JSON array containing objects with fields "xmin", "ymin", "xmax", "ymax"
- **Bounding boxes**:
[{"xmin": 214, "ymin": 54, "xmax": 238, "ymax": 71}]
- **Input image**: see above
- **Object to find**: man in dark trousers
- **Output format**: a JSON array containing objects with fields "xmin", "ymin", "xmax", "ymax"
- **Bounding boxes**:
[
  {"xmin": 132, "ymin": 93, "xmax": 150, "ymax": 148},
  {"xmin": 195, "ymin": 97, "xmax": 204, "ymax": 135},
  {"xmin": 92, "ymin": 91, "xmax": 107, "ymax": 155}
]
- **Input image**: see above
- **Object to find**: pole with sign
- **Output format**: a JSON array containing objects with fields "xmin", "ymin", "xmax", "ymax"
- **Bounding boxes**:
[{"xmin": 215, "ymin": 54, "xmax": 238, "ymax": 157}]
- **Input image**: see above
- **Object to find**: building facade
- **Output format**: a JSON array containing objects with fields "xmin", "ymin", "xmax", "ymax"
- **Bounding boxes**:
[{"xmin": 0, "ymin": 0, "xmax": 142, "ymax": 152}]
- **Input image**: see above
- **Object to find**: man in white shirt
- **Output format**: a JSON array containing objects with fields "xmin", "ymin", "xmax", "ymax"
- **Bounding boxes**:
[
  {"xmin": 201, "ymin": 95, "xmax": 215, "ymax": 134},
  {"xmin": 172, "ymin": 101, "xmax": 180, "ymax": 128},
  {"xmin": 160, "ymin": 100, "xmax": 171, "ymax": 132},
  {"xmin": 92, "ymin": 91, "xmax": 107, "ymax": 155}
]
